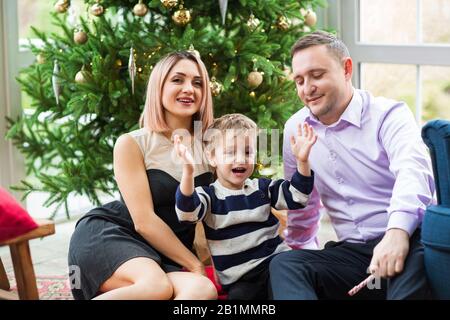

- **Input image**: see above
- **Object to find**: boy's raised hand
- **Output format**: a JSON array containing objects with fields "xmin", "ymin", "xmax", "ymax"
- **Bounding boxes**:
[
  {"xmin": 290, "ymin": 122, "xmax": 317, "ymax": 163},
  {"xmin": 174, "ymin": 135, "xmax": 195, "ymax": 170}
]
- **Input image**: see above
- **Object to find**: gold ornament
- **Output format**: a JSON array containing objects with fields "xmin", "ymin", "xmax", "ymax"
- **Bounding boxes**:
[
  {"xmin": 133, "ymin": 0, "xmax": 148, "ymax": 17},
  {"xmin": 300, "ymin": 8, "xmax": 308, "ymax": 17},
  {"xmin": 54, "ymin": 0, "xmax": 70, "ymax": 13},
  {"xmin": 249, "ymin": 91, "xmax": 256, "ymax": 98},
  {"xmin": 160, "ymin": 0, "xmax": 178, "ymax": 9},
  {"xmin": 247, "ymin": 71, "xmax": 263, "ymax": 88},
  {"xmin": 188, "ymin": 44, "xmax": 200, "ymax": 58},
  {"xmin": 115, "ymin": 59, "xmax": 123, "ymax": 68},
  {"xmin": 304, "ymin": 10, "xmax": 317, "ymax": 27},
  {"xmin": 73, "ymin": 30, "xmax": 88, "ymax": 44},
  {"xmin": 259, "ymin": 166, "xmax": 277, "ymax": 177},
  {"xmin": 36, "ymin": 53, "xmax": 45, "ymax": 64},
  {"xmin": 276, "ymin": 16, "xmax": 291, "ymax": 31},
  {"xmin": 75, "ymin": 69, "xmax": 90, "ymax": 84},
  {"xmin": 172, "ymin": 7, "xmax": 191, "ymax": 26},
  {"xmin": 210, "ymin": 77, "xmax": 223, "ymax": 97},
  {"xmin": 90, "ymin": 3, "xmax": 105, "ymax": 16},
  {"xmin": 256, "ymin": 163, "xmax": 264, "ymax": 171},
  {"xmin": 246, "ymin": 14, "xmax": 260, "ymax": 32}
]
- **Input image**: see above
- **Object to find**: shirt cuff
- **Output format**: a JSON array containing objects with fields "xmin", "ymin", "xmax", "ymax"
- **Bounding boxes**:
[
  {"xmin": 285, "ymin": 232, "xmax": 320, "ymax": 250},
  {"xmin": 386, "ymin": 211, "xmax": 420, "ymax": 236},
  {"xmin": 290, "ymin": 170, "xmax": 314, "ymax": 195},
  {"xmin": 175, "ymin": 186, "xmax": 199, "ymax": 212}
]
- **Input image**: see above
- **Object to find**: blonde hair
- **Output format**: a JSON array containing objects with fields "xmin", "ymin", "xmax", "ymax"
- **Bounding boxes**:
[
  {"xmin": 139, "ymin": 51, "xmax": 214, "ymax": 133},
  {"xmin": 204, "ymin": 113, "xmax": 258, "ymax": 149}
]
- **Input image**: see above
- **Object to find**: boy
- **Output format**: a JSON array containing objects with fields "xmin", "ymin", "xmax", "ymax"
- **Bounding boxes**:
[{"xmin": 174, "ymin": 113, "xmax": 317, "ymax": 299}]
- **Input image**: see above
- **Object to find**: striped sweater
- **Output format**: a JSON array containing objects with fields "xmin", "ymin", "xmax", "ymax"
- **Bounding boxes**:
[{"xmin": 175, "ymin": 170, "xmax": 314, "ymax": 288}]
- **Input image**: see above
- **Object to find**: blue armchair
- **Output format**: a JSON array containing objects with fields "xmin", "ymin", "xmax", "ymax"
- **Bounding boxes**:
[{"xmin": 421, "ymin": 119, "xmax": 450, "ymax": 299}]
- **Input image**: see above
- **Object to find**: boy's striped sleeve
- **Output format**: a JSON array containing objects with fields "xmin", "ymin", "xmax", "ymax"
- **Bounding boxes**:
[
  {"xmin": 175, "ymin": 186, "xmax": 211, "ymax": 223},
  {"xmin": 265, "ymin": 170, "xmax": 314, "ymax": 210}
]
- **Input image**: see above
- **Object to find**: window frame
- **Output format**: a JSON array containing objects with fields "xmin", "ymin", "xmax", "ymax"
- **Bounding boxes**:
[
  {"xmin": 326, "ymin": 0, "xmax": 450, "ymax": 122},
  {"xmin": 0, "ymin": 0, "xmax": 25, "ymax": 194}
]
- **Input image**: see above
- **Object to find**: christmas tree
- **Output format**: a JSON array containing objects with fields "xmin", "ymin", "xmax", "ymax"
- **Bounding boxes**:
[{"xmin": 7, "ymin": 0, "xmax": 327, "ymax": 216}]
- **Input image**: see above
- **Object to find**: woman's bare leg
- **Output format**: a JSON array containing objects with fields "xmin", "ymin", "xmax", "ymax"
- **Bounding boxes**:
[
  {"xmin": 94, "ymin": 257, "xmax": 173, "ymax": 300},
  {"xmin": 167, "ymin": 271, "xmax": 218, "ymax": 300}
]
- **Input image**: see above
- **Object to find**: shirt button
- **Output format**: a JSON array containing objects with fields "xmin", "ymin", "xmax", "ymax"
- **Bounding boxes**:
[
  {"xmin": 348, "ymin": 199, "xmax": 354, "ymax": 205},
  {"xmin": 330, "ymin": 151, "xmax": 336, "ymax": 161}
]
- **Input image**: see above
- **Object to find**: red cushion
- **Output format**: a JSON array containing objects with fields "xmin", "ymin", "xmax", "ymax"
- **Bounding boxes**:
[
  {"xmin": 204, "ymin": 265, "xmax": 228, "ymax": 300},
  {"xmin": 0, "ymin": 187, "xmax": 38, "ymax": 242}
]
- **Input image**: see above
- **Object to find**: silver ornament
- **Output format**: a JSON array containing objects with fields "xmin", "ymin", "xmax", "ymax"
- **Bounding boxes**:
[
  {"xmin": 67, "ymin": 5, "xmax": 77, "ymax": 26},
  {"xmin": 128, "ymin": 47, "xmax": 136, "ymax": 95},
  {"xmin": 52, "ymin": 60, "xmax": 61, "ymax": 105},
  {"xmin": 218, "ymin": 0, "xmax": 228, "ymax": 25}
]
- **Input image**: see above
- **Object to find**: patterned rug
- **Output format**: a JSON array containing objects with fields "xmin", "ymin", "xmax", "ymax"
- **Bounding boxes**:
[{"xmin": 7, "ymin": 274, "xmax": 73, "ymax": 300}]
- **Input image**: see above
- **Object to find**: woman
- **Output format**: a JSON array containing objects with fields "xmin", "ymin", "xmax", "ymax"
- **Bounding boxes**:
[{"xmin": 68, "ymin": 51, "xmax": 217, "ymax": 300}]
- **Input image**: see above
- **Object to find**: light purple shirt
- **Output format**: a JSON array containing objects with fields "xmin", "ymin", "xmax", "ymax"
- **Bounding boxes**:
[{"xmin": 283, "ymin": 89, "xmax": 435, "ymax": 246}]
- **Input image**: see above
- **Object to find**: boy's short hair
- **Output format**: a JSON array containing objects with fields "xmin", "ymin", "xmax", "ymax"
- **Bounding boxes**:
[
  {"xmin": 204, "ymin": 114, "xmax": 258, "ymax": 150},
  {"xmin": 291, "ymin": 30, "xmax": 350, "ymax": 63}
]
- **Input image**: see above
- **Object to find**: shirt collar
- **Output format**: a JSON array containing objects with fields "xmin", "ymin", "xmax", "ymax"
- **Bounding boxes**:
[
  {"xmin": 305, "ymin": 89, "xmax": 363, "ymax": 128},
  {"xmin": 339, "ymin": 89, "xmax": 362, "ymax": 128}
]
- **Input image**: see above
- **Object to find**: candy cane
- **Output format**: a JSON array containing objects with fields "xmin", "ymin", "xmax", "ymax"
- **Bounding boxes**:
[{"xmin": 348, "ymin": 274, "xmax": 375, "ymax": 296}]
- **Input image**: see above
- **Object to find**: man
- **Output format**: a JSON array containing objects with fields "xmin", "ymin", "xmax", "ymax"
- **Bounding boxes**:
[{"xmin": 269, "ymin": 31, "xmax": 435, "ymax": 299}]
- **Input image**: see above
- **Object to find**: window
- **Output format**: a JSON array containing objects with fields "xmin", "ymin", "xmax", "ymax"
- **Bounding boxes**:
[
  {"xmin": 361, "ymin": 63, "xmax": 417, "ymax": 114},
  {"xmin": 18, "ymin": 0, "xmax": 86, "ymax": 40},
  {"xmin": 0, "ymin": 1, "xmax": 23, "ymax": 194},
  {"xmin": 7, "ymin": 0, "xmax": 117, "ymax": 220},
  {"xmin": 18, "ymin": 0, "xmax": 86, "ymax": 111},
  {"xmin": 18, "ymin": 0, "xmax": 63, "ymax": 39},
  {"xmin": 360, "ymin": 0, "xmax": 417, "ymax": 45},
  {"xmin": 334, "ymin": 0, "xmax": 450, "ymax": 124}
]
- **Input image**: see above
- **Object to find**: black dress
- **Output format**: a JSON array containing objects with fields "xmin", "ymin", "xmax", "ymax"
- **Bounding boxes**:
[{"xmin": 68, "ymin": 129, "xmax": 212, "ymax": 300}]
